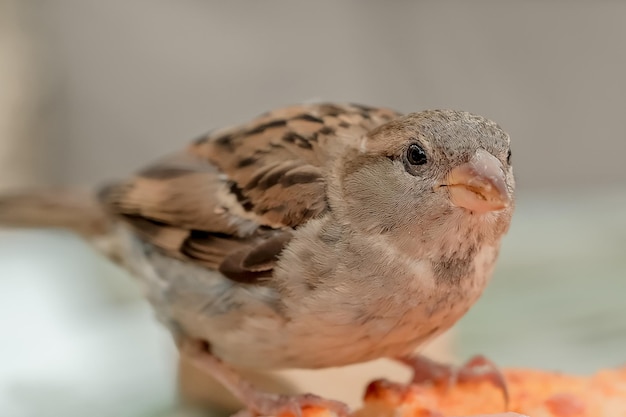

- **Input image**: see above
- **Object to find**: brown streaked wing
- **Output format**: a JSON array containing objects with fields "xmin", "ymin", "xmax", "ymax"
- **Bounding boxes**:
[
  {"xmin": 99, "ymin": 103, "xmax": 401, "ymax": 282},
  {"xmin": 189, "ymin": 103, "xmax": 401, "ymax": 227}
]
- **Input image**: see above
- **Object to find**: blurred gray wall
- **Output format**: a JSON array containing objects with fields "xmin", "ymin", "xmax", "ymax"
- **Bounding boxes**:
[
  {"xmin": 0, "ymin": 0, "xmax": 42, "ymax": 189},
  {"xmin": 16, "ymin": 1, "xmax": 626, "ymax": 191}
]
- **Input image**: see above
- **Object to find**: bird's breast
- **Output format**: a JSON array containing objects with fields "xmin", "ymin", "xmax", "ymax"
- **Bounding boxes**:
[{"xmin": 272, "ymin": 236, "xmax": 499, "ymax": 368}]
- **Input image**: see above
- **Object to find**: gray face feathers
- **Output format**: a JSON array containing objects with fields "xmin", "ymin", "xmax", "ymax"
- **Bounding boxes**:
[{"xmin": 338, "ymin": 110, "xmax": 514, "ymax": 250}]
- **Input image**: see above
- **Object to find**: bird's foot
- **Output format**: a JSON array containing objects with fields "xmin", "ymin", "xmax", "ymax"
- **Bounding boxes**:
[
  {"xmin": 180, "ymin": 338, "xmax": 349, "ymax": 417},
  {"xmin": 397, "ymin": 354, "xmax": 509, "ymax": 407}
]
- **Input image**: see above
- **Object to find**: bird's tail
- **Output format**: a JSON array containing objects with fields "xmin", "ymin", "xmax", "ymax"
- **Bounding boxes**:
[{"xmin": 0, "ymin": 188, "xmax": 124, "ymax": 263}]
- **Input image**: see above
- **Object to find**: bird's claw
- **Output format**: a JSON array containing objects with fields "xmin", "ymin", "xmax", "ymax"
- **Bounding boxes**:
[{"xmin": 455, "ymin": 354, "xmax": 509, "ymax": 406}]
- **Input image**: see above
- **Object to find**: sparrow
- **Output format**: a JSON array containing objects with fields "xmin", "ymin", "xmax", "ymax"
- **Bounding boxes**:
[{"xmin": 0, "ymin": 103, "xmax": 515, "ymax": 416}]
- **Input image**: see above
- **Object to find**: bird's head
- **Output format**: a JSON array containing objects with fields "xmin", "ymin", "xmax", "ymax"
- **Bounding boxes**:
[{"xmin": 336, "ymin": 110, "xmax": 515, "ymax": 258}]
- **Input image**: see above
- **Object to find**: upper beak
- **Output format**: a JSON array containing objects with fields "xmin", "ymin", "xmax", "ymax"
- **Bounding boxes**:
[{"xmin": 439, "ymin": 148, "xmax": 510, "ymax": 213}]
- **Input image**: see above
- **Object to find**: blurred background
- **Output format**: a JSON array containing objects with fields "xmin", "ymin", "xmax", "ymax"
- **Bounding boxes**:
[{"xmin": 1, "ymin": 1, "xmax": 625, "ymax": 417}]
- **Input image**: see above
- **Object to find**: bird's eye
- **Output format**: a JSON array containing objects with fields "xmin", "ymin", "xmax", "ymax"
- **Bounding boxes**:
[
  {"xmin": 406, "ymin": 143, "xmax": 428, "ymax": 166},
  {"xmin": 506, "ymin": 149, "xmax": 512, "ymax": 164}
]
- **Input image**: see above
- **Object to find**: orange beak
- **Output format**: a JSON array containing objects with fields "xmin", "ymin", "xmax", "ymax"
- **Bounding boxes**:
[{"xmin": 441, "ymin": 148, "xmax": 510, "ymax": 213}]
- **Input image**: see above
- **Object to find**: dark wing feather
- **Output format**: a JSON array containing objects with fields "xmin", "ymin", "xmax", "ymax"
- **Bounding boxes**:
[{"xmin": 99, "ymin": 103, "xmax": 401, "ymax": 282}]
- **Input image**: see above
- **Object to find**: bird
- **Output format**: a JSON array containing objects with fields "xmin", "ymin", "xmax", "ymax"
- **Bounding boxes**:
[{"xmin": 0, "ymin": 102, "xmax": 515, "ymax": 417}]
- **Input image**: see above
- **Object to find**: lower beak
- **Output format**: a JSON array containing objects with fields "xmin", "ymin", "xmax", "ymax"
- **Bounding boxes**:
[{"xmin": 440, "ymin": 148, "xmax": 510, "ymax": 213}]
